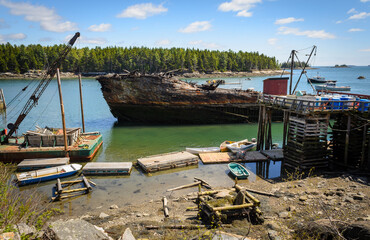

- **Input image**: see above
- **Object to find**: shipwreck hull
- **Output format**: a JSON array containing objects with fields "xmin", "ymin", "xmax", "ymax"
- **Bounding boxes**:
[{"xmin": 97, "ymin": 73, "xmax": 280, "ymax": 124}]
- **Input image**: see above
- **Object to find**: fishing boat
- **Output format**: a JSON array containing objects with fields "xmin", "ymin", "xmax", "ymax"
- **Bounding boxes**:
[
  {"xmin": 315, "ymin": 82, "xmax": 351, "ymax": 91},
  {"xmin": 307, "ymin": 76, "xmax": 336, "ymax": 84},
  {"xmin": 226, "ymin": 139, "xmax": 257, "ymax": 153},
  {"xmin": 16, "ymin": 164, "xmax": 82, "ymax": 186},
  {"xmin": 220, "ymin": 141, "xmax": 235, "ymax": 152},
  {"xmin": 186, "ymin": 147, "xmax": 220, "ymax": 155},
  {"xmin": 228, "ymin": 163, "xmax": 250, "ymax": 179}
]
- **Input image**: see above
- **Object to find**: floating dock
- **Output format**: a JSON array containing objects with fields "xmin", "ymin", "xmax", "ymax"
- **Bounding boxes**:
[
  {"xmin": 260, "ymin": 149, "xmax": 284, "ymax": 161},
  {"xmin": 17, "ymin": 157, "xmax": 70, "ymax": 171},
  {"xmin": 137, "ymin": 151, "xmax": 199, "ymax": 173},
  {"xmin": 82, "ymin": 162, "xmax": 133, "ymax": 175},
  {"xmin": 199, "ymin": 152, "xmax": 233, "ymax": 164}
]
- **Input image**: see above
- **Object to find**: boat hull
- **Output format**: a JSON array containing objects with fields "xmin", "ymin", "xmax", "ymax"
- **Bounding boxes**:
[
  {"xmin": 228, "ymin": 163, "xmax": 250, "ymax": 179},
  {"xmin": 0, "ymin": 133, "xmax": 103, "ymax": 163},
  {"xmin": 18, "ymin": 170, "xmax": 77, "ymax": 186}
]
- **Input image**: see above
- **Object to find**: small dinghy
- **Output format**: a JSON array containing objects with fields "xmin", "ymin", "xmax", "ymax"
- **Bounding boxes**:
[
  {"xmin": 228, "ymin": 163, "xmax": 250, "ymax": 179},
  {"xmin": 16, "ymin": 164, "xmax": 82, "ymax": 186},
  {"xmin": 186, "ymin": 147, "xmax": 220, "ymax": 155},
  {"xmin": 220, "ymin": 141, "xmax": 235, "ymax": 152},
  {"xmin": 226, "ymin": 139, "xmax": 257, "ymax": 153}
]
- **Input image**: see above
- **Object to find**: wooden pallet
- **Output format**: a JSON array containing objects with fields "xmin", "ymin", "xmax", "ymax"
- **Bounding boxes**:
[{"xmin": 199, "ymin": 152, "xmax": 234, "ymax": 164}]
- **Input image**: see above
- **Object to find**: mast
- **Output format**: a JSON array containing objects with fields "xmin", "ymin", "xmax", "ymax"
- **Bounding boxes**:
[
  {"xmin": 292, "ymin": 45, "xmax": 317, "ymax": 94},
  {"xmin": 56, "ymin": 69, "xmax": 68, "ymax": 155},
  {"xmin": 4, "ymin": 32, "xmax": 80, "ymax": 142},
  {"xmin": 78, "ymin": 74, "xmax": 85, "ymax": 133},
  {"xmin": 289, "ymin": 50, "xmax": 295, "ymax": 95}
]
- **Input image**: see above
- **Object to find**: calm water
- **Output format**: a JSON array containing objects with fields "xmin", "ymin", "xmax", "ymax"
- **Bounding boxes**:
[{"xmin": 0, "ymin": 66, "xmax": 369, "ymax": 215}]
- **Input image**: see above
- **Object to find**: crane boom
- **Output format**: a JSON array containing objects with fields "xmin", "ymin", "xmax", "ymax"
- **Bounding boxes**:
[{"xmin": 5, "ymin": 32, "xmax": 80, "ymax": 142}]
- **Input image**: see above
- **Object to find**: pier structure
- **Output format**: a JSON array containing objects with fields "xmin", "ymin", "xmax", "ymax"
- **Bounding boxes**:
[
  {"xmin": 257, "ymin": 94, "xmax": 370, "ymax": 170},
  {"xmin": 0, "ymin": 89, "xmax": 5, "ymax": 110}
]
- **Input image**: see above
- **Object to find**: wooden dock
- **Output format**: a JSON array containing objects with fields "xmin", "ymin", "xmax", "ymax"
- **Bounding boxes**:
[
  {"xmin": 242, "ymin": 151, "xmax": 268, "ymax": 162},
  {"xmin": 261, "ymin": 149, "xmax": 284, "ymax": 161},
  {"xmin": 17, "ymin": 157, "xmax": 70, "ymax": 170},
  {"xmin": 82, "ymin": 162, "xmax": 133, "ymax": 175},
  {"xmin": 199, "ymin": 152, "xmax": 234, "ymax": 164},
  {"xmin": 137, "ymin": 151, "xmax": 199, "ymax": 173}
]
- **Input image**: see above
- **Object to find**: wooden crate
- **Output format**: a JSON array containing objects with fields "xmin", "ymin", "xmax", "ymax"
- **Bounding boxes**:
[{"xmin": 26, "ymin": 128, "xmax": 81, "ymax": 147}]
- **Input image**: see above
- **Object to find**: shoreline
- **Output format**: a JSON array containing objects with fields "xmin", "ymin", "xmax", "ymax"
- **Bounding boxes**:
[{"xmin": 0, "ymin": 69, "xmax": 289, "ymax": 80}]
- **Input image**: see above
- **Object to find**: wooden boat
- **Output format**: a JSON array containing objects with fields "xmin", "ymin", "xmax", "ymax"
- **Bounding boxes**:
[
  {"xmin": 220, "ymin": 141, "xmax": 235, "ymax": 152},
  {"xmin": 17, "ymin": 157, "xmax": 70, "ymax": 171},
  {"xmin": 82, "ymin": 162, "xmax": 133, "ymax": 175},
  {"xmin": 228, "ymin": 163, "xmax": 249, "ymax": 179},
  {"xmin": 16, "ymin": 164, "xmax": 82, "ymax": 186},
  {"xmin": 186, "ymin": 147, "xmax": 220, "ymax": 155},
  {"xmin": 315, "ymin": 82, "xmax": 351, "ymax": 91},
  {"xmin": 226, "ymin": 139, "xmax": 257, "ymax": 153}
]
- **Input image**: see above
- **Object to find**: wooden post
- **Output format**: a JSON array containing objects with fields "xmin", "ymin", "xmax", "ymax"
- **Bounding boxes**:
[
  {"xmin": 78, "ymin": 74, "xmax": 85, "ymax": 133},
  {"xmin": 257, "ymin": 105, "xmax": 263, "ymax": 151},
  {"xmin": 162, "ymin": 196, "xmax": 169, "ymax": 218},
  {"xmin": 82, "ymin": 176, "xmax": 92, "ymax": 192},
  {"xmin": 56, "ymin": 69, "xmax": 68, "ymax": 156},
  {"xmin": 283, "ymin": 111, "xmax": 289, "ymax": 148},
  {"xmin": 360, "ymin": 124, "xmax": 367, "ymax": 167},
  {"xmin": 0, "ymin": 89, "xmax": 6, "ymax": 109},
  {"xmin": 344, "ymin": 114, "xmax": 351, "ymax": 166},
  {"xmin": 56, "ymin": 178, "xmax": 62, "ymax": 194},
  {"xmin": 289, "ymin": 50, "xmax": 295, "ymax": 95}
]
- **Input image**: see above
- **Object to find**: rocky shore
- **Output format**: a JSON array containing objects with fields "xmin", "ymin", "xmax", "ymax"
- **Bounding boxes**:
[
  {"xmin": 0, "ymin": 69, "xmax": 288, "ymax": 80},
  {"xmin": 3, "ymin": 173, "xmax": 368, "ymax": 240}
]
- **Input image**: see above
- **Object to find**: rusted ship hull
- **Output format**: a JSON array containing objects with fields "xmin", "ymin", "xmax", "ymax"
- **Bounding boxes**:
[{"xmin": 97, "ymin": 73, "xmax": 261, "ymax": 124}]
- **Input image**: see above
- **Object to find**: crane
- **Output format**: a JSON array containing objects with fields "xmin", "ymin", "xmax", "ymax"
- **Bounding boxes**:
[{"xmin": 4, "ymin": 32, "xmax": 80, "ymax": 143}]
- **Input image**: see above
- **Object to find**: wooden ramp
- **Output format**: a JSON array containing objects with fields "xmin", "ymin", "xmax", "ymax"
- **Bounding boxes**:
[
  {"xmin": 261, "ymin": 149, "xmax": 284, "ymax": 161},
  {"xmin": 137, "ymin": 151, "xmax": 199, "ymax": 173},
  {"xmin": 82, "ymin": 162, "xmax": 133, "ymax": 175},
  {"xmin": 242, "ymin": 151, "xmax": 268, "ymax": 162},
  {"xmin": 17, "ymin": 157, "xmax": 70, "ymax": 171},
  {"xmin": 199, "ymin": 152, "xmax": 234, "ymax": 164}
]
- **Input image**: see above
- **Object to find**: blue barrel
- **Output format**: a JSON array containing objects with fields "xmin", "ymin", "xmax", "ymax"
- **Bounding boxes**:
[
  {"xmin": 358, "ymin": 99, "xmax": 370, "ymax": 112},
  {"xmin": 332, "ymin": 98, "xmax": 340, "ymax": 110},
  {"xmin": 321, "ymin": 97, "xmax": 329, "ymax": 109},
  {"xmin": 340, "ymin": 97, "xmax": 349, "ymax": 109}
]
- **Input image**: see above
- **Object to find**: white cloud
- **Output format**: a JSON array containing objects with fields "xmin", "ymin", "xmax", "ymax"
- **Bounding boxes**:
[
  {"xmin": 347, "ymin": 8, "xmax": 357, "ymax": 14},
  {"xmin": 0, "ymin": 33, "xmax": 26, "ymax": 43},
  {"xmin": 275, "ymin": 17, "xmax": 304, "ymax": 25},
  {"xmin": 179, "ymin": 21, "xmax": 211, "ymax": 33},
  {"xmin": 0, "ymin": 0, "xmax": 78, "ymax": 32},
  {"xmin": 349, "ymin": 28, "xmax": 365, "ymax": 32},
  {"xmin": 218, "ymin": 0, "xmax": 262, "ymax": 17},
  {"xmin": 278, "ymin": 27, "xmax": 336, "ymax": 39},
  {"xmin": 188, "ymin": 40, "xmax": 221, "ymax": 49},
  {"xmin": 88, "ymin": 23, "xmax": 112, "ymax": 32},
  {"xmin": 349, "ymin": 12, "xmax": 370, "ymax": 20},
  {"xmin": 0, "ymin": 18, "xmax": 10, "ymax": 29},
  {"xmin": 336, "ymin": 20, "xmax": 343, "ymax": 24},
  {"xmin": 360, "ymin": 0, "xmax": 370, "ymax": 2},
  {"xmin": 268, "ymin": 38, "xmax": 277, "ymax": 45},
  {"xmin": 117, "ymin": 3, "xmax": 167, "ymax": 19},
  {"xmin": 155, "ymin": 39, "xmax": 171, "ymax": 46},
  {"xmin": 359, "ymin": 48, "xmax": 370, "ymax": 52}
]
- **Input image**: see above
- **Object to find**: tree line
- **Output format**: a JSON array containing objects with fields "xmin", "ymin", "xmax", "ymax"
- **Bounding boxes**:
[
  {"xmin": 0, "ymin": 43, "xmax": 280, "ymax": 74},
  {"xmin": 280, "ymin": 61, "xmax": 309, "ymax": 69}
]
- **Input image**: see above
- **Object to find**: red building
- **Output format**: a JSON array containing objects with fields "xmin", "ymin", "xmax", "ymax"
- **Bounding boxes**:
[{"xmin": 263, "ymin": 77, "xmax": 289, "ymax": 95}]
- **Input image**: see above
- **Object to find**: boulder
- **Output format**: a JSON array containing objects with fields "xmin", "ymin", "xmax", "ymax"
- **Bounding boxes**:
[
  {"xmin": 118, "ymin": 228, "xmax": 136, "ymax": 240},
  {"xmin": 99, "ymin": 212, "xmax": 110, "ymax": 219},
  {"xmin": 46, "ymin": 219, "xmax": 112, "ymax": 240}
]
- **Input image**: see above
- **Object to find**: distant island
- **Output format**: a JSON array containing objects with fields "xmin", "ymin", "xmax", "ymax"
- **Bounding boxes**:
[{"xmin": 333, "ymin": 64, "xmax": 349, "ymax": 68}]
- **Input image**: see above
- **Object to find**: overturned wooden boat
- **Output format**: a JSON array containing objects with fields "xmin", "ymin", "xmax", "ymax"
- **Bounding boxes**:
[
  {"xmin": 226, "ymin": 139, "xmax": 257, "ymax": 153},
  {"xmin": 16, "ymin": 164, "xmax": 82, "ymax": 186},
  {"xmin": 228, "ymin": 163, "xmax": 250, "ymax": 179},
  {"xmin": 97, "ymin": 72, "xmax": 260, "ymax": 124},
  {"xmin": 82, "ymin": 162, "xmax": 133, "ymax": 175},
  {"xmin": 186, "ymin": 147, "xmax": 220, "ymax": 155},
  {"xmin": 17, "ymin": 157, "xmax": 70, "ymax": 171}
]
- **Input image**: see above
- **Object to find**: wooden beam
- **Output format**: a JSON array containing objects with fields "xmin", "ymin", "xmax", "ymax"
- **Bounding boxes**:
[
  {"xmin": 344, "ymin": 114, "xmax": 351, "ymax": 166},
  {"xmin": 162, "ymin": 196, "xmax": 169, "ymax": 218}
]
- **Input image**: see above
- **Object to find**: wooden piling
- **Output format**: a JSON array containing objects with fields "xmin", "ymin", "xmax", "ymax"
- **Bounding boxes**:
[
  {"xmin": 163, "ymin": 196, "xmax": 169, "ymax": 218},
  {"xmin": 56, "ymin": 69, "xmax": 68, "ymax": 156},
  {"xmin": 0, "ymin": 89, "xmax": 6, "ymax": 110},
  {"xmin": 78, "ymin": 74, "xmax": 85, "ymax": 133}
]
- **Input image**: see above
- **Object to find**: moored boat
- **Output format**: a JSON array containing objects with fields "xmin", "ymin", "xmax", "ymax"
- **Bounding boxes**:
[
  {"xmin": 308, "ymin": 76, "xmax": 337, "ymax": 84},
  {"xmin": 315, "ymin": 82, "xmax": 351, "ymax": 91},
  {"xmin": 226, "ymin": 139, "xmax": 257, "ymax": 153},
  {"xmin": 16, "ymin": 164, "xmax": 82, "ymax": 186},
  {"xmin": 220, "ymin": 141, "xmax": 235, "ymax": 152},
  {"xmin": 228, "ymin": 163, "xmax": 250, "ymax": 179},
  {"xmin": 186, "ymin": 147, "xmax": 220, "ymax": 155}
]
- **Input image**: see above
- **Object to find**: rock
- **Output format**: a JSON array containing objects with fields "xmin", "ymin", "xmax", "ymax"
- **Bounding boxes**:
[
  {"xmin": 110, "ymin": 204, "xmax": 119, "ymax": 209},
  {"xmin": 299, "ymin": 196, "xmax": 308, "ymax": 201},
  {"xmin": 99, "ymin": 212, "xmax": 109, "ymax": 219},
  {"xmin": 46, "ymin": 219, "xmax": 112, "ymax": 240},
  {"xmin": 266, "ymin": 221, "xmax": 280, "ymax": 231},
  {"xmin": 336, "ymin": 191, "xmax": 344, "ymax": 197},
  {"xmin": 287, "ymin": 206, "xmax": 296, "ymax": 212},
  {"xmin": 0, "ymin": 232, "xmax": 20, "ymax": 240},
  {"xmin": 142, "ymin": 213, "xmax": 150, "ymax": 217},
  {"xmin": 278, "ymin": 211, "xmax": 290, "ymax": 219},
  {"xmin": 136, "ymin": 213, "xmax": 143, "ymax": 217},
  {"xmin": 268, "ymin": 230, "xmax": 282, "ymax": 240},
  {"xmin": 212, "ymin": 231, "xmax": 254, "ymax": 240},
  {"xmin": 353, "ymin": 195, "xmax": 364, "ymax": 201},
  {"xmin": 118, "ymin": 228, "xmax": 136, "ymax": 240},
  {"xmin": 16, "ymin": 223, "xmax": 35, "ymax": 237},
  {"xmin": 344, "ymin": 197, "xmax": 354, "ymax": 203},
  {"xmin": 324, "ymin": 190, "xmax": 335, "ymax": 196}
]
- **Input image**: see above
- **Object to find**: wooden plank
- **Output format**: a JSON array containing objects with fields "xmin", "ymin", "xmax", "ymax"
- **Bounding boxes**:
[
  {"xmin": 82, "ymin": 162, "xmax": 133, "ymax": 175},
  {"xmin": 261, "ymin": 149, "xmax": 284, "ymax": 161},
  {"xmin": 17, "ymin": 157, "xmax": 70, "ymax": 170},
  {"xmin": 138, "ymin": 151, "xmax": 199, "ymax": 172},
  {"xmin": 243, "ymin": 151, "xmax": 268, "ymax": 162},
  {"xmin": 199, "ymin": 152, "xmax": 233, "ymax": 164}
]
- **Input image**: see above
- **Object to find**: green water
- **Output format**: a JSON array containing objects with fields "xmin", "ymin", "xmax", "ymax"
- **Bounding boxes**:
[{"xmin": 1, "ymin": 78, "xmax": 284, "ymax": 215}]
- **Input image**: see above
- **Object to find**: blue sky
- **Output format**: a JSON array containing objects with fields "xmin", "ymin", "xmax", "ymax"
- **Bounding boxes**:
[{"xmin": 0, "ymin": 0, "xmax": 369, "ymax": 66}]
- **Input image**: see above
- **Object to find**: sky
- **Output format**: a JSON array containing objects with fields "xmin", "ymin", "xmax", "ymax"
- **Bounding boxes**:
[{"xmin": 0, "ymin": 0, "xmax": 369, "ymax": 66}]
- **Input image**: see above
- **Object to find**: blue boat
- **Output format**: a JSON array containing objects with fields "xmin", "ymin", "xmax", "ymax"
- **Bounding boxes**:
[
  {"xmin": 228, "ymin": 163, "xmax": 250, "ymax": 179},
  {"xmin": 16, "ymin": 164, "xmax": 82, "ymax": 186}
]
